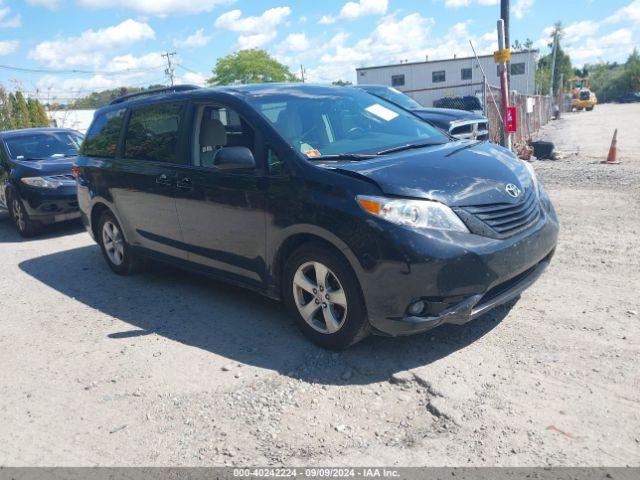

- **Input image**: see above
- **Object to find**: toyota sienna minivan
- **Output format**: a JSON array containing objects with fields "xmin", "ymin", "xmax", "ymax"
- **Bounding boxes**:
[{"xmin": 75, "ymin": 84, "xmax": 558, "ymax": 350}]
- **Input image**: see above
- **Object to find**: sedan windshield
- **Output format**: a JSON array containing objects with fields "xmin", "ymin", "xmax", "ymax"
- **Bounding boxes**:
[
  {"xmin": 247, "ymin": 88, "xmax": 449, "ymax": 158},
  {"xmin": 4, "ymin": 131, "xmax": 83, "ymax": 160}
]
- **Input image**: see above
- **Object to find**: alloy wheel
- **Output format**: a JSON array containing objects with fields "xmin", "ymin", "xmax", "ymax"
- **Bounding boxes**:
[
  {"xmin": 102, "ymin": 220, "xmax": 125, "ymax": 266},
  {"xmin": 12, "ymin": 198, "xmax": 26, "ymax": 232},
  {"xmin": 292, "ymin": 261, "xmax": 348, "ymax": 334}
]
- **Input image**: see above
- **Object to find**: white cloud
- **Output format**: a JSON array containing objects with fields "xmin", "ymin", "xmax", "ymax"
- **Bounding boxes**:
[
  {"xmin": 105, "ymin": 52, "xmax": 164, "ymax": 72},
  {"xmin": 279, "ymin": 33, "xmax": 311, "ymax": 52},
  {"xmin": 29, "ymin": 19, "xmax": 155, "ymax": 67},
  {"xmin": 174, "ymin": 28, "xmax": 212, "ymax": 48},
  {"xmin": 604, "ymin": 0, "xmax": 640, "ymax": 24},
  {"xmin": 26, "ymin": 0, "xmax": 60, "ymax": 10},
  {"xmin": 302, "ymin": 13, "xmax": 501, "ymax": 83},
  {"xmin": 0, "ymin": 40, "xmax": 19, "ymax": 56},
  {"xmin": 318, "ymin": 0, "xmax": 387, "ymax": 24},
  {"xmin": 214, "ymin": 6, "xmax": 291, "ymax": 49},
  {"xmin": 0, "ymin": 3, "xmax": 21, "ymax": 27},
  {"xmin": 566, "ymin": 28, "xmax": 635, "ymax": 64},
  {"xmin": 444, "ymin": 0, "xmax": 498, "ymax": 7},
  {"xmin": 512, "ymin": 0, "xmax": 534, "ymax": 20},
  {"xmin": 77, "ymin": 0, "xmax": 234, "ymax": 17},
  {"xmin": 176, "ymin": 71, "xmax": 208, "ymax": 86}
]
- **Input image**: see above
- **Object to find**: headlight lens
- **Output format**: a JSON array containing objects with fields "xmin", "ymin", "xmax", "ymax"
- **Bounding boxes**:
[
  {"xmin": 21, "ymin": 177, "xmax": 63, "ymax": 188},
  {"xmin": 357, "ymin": 195, "xmax": 469, "ymax": 233}
]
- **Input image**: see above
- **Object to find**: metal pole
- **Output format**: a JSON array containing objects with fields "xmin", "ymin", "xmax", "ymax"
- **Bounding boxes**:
[
  {"xmin": 549, "ymin": 31, "xmax": 558, "ymax": 99},
  {"xmin": 469, "ymin": 40, "xmax": 503, "ymax": 126},
  {"xmin": 501, "ymin": 0, "xmax": 510, "ymax": 83},
  {"xmin": 497, "ymin": 19, "xmax": 511, "ymax": 149}
]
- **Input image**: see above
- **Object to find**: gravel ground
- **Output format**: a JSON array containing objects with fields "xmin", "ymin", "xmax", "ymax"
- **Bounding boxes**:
[{"xmin": 0, "ymin": 103, "xmax": 639, "ymax": 467}]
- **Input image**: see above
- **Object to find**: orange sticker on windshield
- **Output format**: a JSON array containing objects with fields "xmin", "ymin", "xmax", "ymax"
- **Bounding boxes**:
[{"xmin": 305, "ymin": 149, "xmax": 321, "ymax": 157}]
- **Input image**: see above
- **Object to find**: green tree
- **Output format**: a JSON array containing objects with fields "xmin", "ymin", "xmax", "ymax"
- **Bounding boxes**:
[
  {"xmin": 536, "ymin": 23, "xmax": 573, "ymax": 95},
  {"xmin": 207, "ymin": 49, "xmax": 298, "ymax": 85},
  {"xmin": 0, "ymin": 87, "xmax": 16, "ymax": 130},
  {"xmin": 27, "ymin": 98, "xmax": 40, "ymax": 126},
  {"xmin": 332, "ymin": 80, "xmax": 353, "ymax": 86},
  {"xmin": 11, "ymin": 91, "xmax": 31, "ymax": 128},
  {"xmin": 36, "ymin": 100, "xmax": 50, "ymax": 127},
  {"xmin": 512, "ymin": 39, "xmax": 533, "ymax": 52},
  {"xmin": 625, "ymin": 48, "xmax": 640, "ymax": 91}
]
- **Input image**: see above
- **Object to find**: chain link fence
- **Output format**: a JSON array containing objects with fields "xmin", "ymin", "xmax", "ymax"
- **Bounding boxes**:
[{"xmin": 485, "ymin": 84, "xmax": 552, "ymax": 149}]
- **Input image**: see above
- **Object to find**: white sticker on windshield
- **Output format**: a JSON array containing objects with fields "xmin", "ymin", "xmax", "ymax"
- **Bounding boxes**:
[{"xmin": 365, "ymin": 103, "xmax": 399, "ymax": 122}]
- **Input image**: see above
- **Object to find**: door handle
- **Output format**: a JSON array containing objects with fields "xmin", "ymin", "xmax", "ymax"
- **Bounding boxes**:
[
  {"xmin": 176, "ymin": 176, "xmax": 193, "ymax": 190},
  {"xmin": 155, "ymin": 173, "xmax": 173, "ymax": 186}
]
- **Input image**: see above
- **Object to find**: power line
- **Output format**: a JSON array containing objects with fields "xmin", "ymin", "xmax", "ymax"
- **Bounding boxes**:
[{"xmin": 0, "ymin": 63, "xmax": 166, "ymax": 76}]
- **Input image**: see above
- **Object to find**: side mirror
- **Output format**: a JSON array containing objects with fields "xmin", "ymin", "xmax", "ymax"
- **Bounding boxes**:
[{"xmin": 213, "ymin": 146, "xmax": 255, "ymax": 171}]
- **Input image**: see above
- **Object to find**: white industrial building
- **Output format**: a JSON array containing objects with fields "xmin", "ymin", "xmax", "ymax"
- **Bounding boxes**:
[
  {"xmin": 48, "ymin": 109, "xmax": 95, "ymax": 133},
  {"xmin": 356, "ymin": 50, "xmax": 538, "ymax": 108}
]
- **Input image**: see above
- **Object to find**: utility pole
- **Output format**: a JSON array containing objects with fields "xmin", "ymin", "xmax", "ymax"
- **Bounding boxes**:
[
  {"xmin": 549, "ymin": 30, "xmax": 558, "ymax": 99},
  {"xmin": 501, "ymin": 0, "xmax": 510, "ymax": 83},
  {"xmin": 300, "ymin": 64, "xmax": 305, "ymax": 83},
  {"xmin": 497, "ymin": 19, "xmax": 511, "ymax": 150},
  {"xmin": 161, "ymin": 51, "xmax": 177, "ymax": 86},
  {"xmin": 548, "ymin": 30, "xmax": 559, "ymax": 119}
]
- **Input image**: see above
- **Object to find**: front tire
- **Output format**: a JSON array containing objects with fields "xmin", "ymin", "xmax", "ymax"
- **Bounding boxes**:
[
  {"xmin": 97, "ymin": 211, "xmax": 142, "ymax": 275},
  {"xmin": 283, "ymin": 243, "xmax": 369, "ymax": 350},
  {"xmin": 9, "ymin": 193, "xmax": 40, "ymax": 238}
]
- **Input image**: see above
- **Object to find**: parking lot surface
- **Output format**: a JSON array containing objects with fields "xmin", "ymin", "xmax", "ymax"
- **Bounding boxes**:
[{"xmin": 1, "ymin": 103, "xmax": 639, "ymax": 466}]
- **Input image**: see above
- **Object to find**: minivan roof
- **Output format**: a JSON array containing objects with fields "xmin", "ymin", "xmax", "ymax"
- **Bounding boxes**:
[{"xmin": 94, "ymin": 83, "xmax": 366, "ymax": 115}]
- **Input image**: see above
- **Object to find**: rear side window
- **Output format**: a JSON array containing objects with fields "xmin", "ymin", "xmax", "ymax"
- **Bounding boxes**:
[
  {"xmin": 81, "ymin": 108, "xmax": 125, "ymax": 158},
  {"xmin": 124, "ymin": 103, "xmax": 184, "ymax": 163}
]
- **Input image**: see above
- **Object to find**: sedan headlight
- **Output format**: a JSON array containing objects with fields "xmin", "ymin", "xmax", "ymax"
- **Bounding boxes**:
[
  {"xmin": 21, "ymin": 177, "xmax": 64, "ymax": 189},
  {"xmin": 357, "ymin": 195, "xmax": 469, "ymax": 232}
]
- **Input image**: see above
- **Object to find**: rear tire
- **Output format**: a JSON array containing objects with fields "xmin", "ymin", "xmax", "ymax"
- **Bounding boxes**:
[
  {"xmin": 97, "ymin": 211, "xmax": 143, "ymax": 275},
  {"xmin": 283, "ymin": 242, "xmax": 369, "ymax": 350},
  {"xmin": 8, "ymin": 193, "xmax": 40, "ymax": 238}
]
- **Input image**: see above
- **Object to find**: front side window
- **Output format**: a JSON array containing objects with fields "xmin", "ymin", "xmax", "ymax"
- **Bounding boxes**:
[
  {"xmin": 6, "ymin": 131, "xmax": 83, "ymax": 160},
  {"xmin": 432, "ymin": 71, "xmax": 446, "ymax": 83},
  {"xmin": 391, "ymin": 75, "xmax": 405, "ymax": 87},
  {"xmin": 124, "ymin": 103, "xmax": 183, "ymax": 163},
  {"xmin": 248, "ymin": 89, "xmax": 449, "ymax": 158},
  {"xmin": 81, "ymin": 109, "xmax": 124, "ymax": 158},
  {"xmin": 195, "ymin": 105, "xmax": 255, "ymax": 168}
]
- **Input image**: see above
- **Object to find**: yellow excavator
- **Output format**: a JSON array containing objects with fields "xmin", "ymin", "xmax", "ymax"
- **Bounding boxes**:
[{"xmin": 569, "ymin": 77, "xmax": 597, "ymax": 111}]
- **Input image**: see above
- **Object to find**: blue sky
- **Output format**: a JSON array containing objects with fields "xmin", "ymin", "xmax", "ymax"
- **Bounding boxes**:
[{"xmin": 1, "ymin": 0, "xmax": 638, "ymax": 102}]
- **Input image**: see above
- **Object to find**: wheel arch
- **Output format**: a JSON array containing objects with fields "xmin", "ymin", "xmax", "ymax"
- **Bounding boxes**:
[{"xmin": 272, "ymin": 226, "xmax": 365, "ymax": 302}]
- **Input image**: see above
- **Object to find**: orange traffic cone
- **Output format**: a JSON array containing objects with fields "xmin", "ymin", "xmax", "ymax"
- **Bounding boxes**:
[{"xmin": 602, "ymin": 129, "xmax": 620, "ymax": 164}]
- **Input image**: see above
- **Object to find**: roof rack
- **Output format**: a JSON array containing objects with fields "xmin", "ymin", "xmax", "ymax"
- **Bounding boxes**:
[{"xmin": 109, "ymin": 85, "xmax": 201, "ymax": 105}]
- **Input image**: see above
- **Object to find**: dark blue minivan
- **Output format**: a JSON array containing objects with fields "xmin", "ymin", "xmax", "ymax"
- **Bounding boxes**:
[{"xmin": 75, "ymin": 84, "xmax": 558, "ymax": 349}]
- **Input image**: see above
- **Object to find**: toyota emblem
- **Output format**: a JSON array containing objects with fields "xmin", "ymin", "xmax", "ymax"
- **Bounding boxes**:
[{"xmin": 505, "ymin": 183, "xmax": 521, "ymax": 198}]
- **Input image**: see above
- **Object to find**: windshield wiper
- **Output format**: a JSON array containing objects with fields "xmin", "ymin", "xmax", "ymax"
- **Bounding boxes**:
[
  {"xmin": 309, "ymin": 153, "xmax": 380, "ymax": 161},
  {"xmin": 376, "ymin": 141, "xmax": 446, "ymax": 156}
]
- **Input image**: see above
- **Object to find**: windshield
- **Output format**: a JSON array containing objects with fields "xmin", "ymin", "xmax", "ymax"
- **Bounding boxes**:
[
  {"xmin": 361, "ymin": 86, "xmax": 423, "ymax": 110},
  {"xmin": 4, "ymin": 131, "xmax": 83, "ymax": 160},
  {"xmin": 248, "ymin": 88, "xmax": 448, "ymax": 158}
]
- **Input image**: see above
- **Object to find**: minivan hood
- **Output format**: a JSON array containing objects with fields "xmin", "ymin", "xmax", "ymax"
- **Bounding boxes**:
[
  {"xmin": 13, "ymin": 156, "xmax": 76, "ymax": 177},
  {"xmin": 321, "ymin": 141, "xmax": 532, "ymax": 207}
]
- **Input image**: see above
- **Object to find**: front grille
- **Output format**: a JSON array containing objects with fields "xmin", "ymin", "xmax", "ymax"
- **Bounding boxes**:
[{"xmin": 460, "ymin": 187, "xmax": 541, "ymax": 237}]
